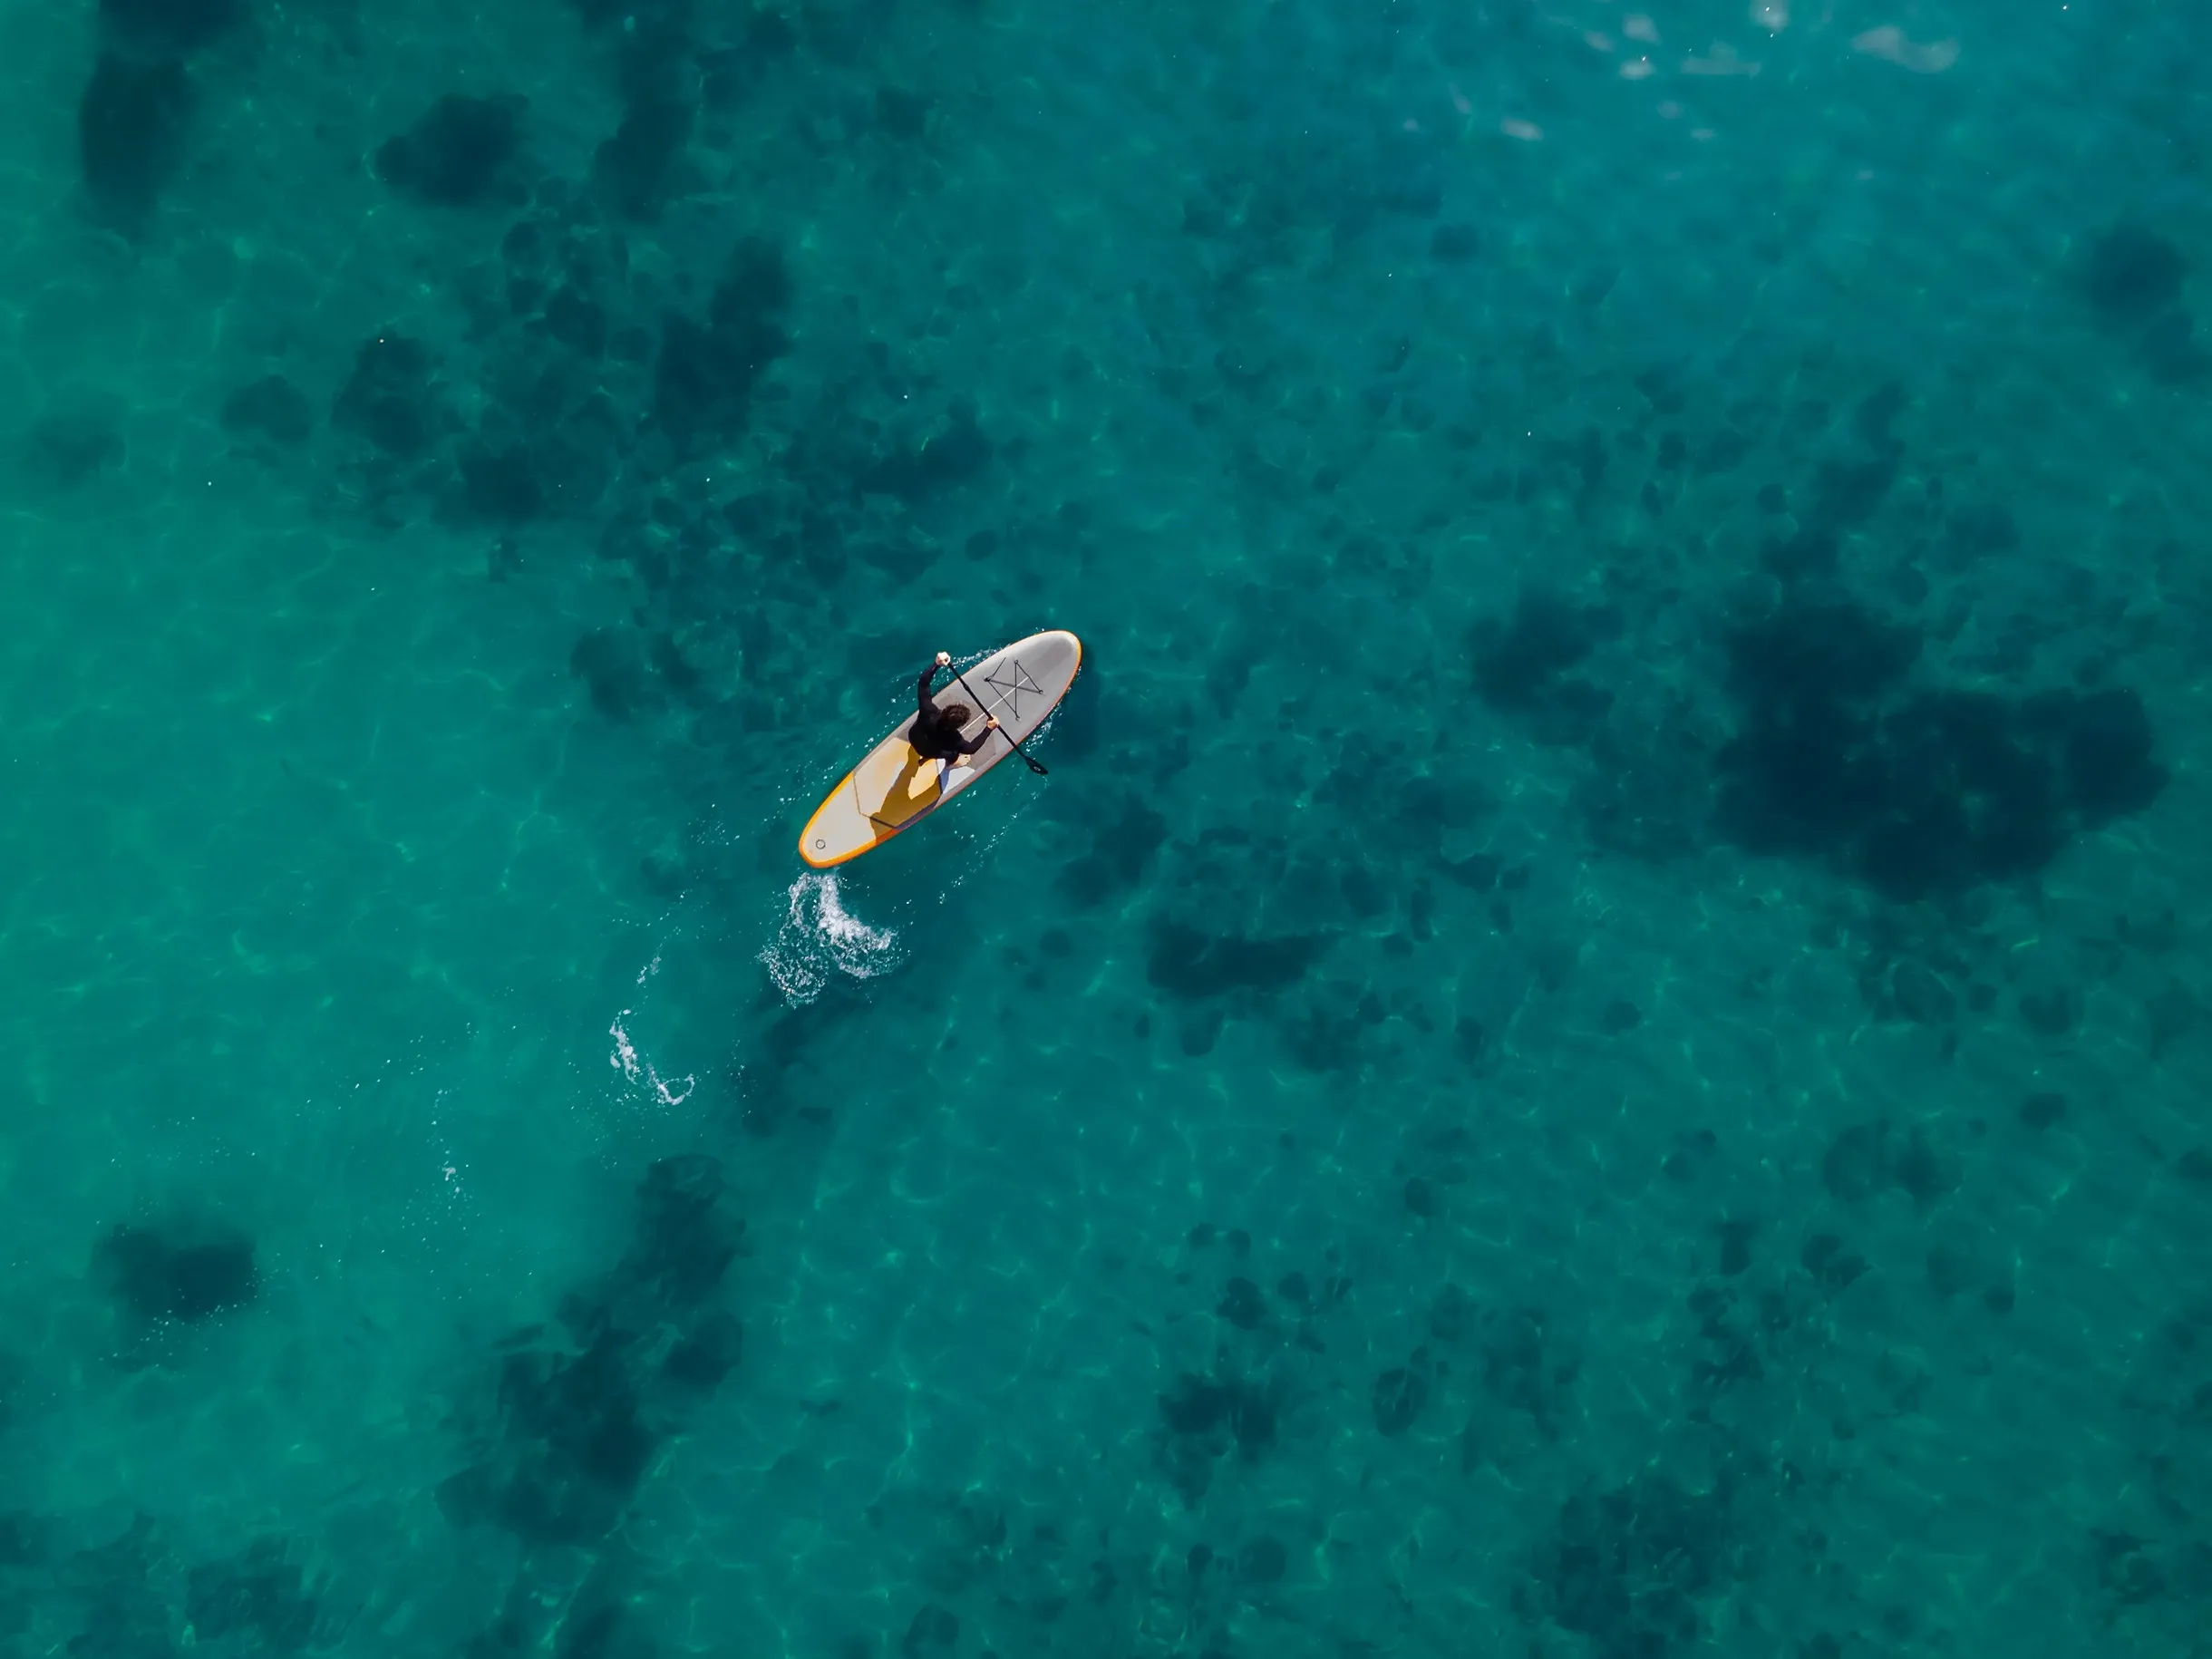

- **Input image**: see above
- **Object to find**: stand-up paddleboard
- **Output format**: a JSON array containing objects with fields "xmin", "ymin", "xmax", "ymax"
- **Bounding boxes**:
[{"xmin": 799, "ymin": 629, "xmax": 1082, "ymax": 868}]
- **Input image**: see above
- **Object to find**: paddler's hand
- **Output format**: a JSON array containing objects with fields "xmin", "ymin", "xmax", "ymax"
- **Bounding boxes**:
[
  {"xmin": 935, "ymin": 651, "xmax": 952, "ymax": 667},
  {"xmin": 985, "ymin": 716, "xmax": 1000, "ymax": 730}
]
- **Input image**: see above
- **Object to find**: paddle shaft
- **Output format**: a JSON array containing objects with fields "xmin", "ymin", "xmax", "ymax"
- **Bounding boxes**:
[{"xmin": 947, "ymin": 665, "xmax": 1048, "ymax": 775}]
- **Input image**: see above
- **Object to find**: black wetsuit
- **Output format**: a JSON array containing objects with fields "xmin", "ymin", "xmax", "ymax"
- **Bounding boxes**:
[{"xmin": 910, "ymin": 665, "xmax": 992, "ymax": 763}]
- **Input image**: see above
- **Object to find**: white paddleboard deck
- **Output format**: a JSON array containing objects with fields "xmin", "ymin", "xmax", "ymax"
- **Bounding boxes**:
[{"xmin": 799, "ymin": 629, "xmax": 1082, "ymax": 868}]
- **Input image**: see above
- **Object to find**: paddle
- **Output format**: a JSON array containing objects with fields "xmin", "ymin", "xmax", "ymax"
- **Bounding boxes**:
[{"xmin": 948, "ymin": 662, "xmax": 1049, "ymax": 776}]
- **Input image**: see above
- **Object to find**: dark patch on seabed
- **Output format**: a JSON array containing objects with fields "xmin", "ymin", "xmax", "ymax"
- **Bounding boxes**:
[{"xmin": 439, "ymin": 1156, "xmax": 746, "ymax": 1552}]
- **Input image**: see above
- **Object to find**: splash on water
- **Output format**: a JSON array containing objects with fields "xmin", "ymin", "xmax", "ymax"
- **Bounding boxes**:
[
  {"xmin": 760, "ymin": 872, "xmax": 900, "ymax": 1005},
  {"xmin": 609, "ymin": 1010, "xmax": 695, "ymax": 1106}
]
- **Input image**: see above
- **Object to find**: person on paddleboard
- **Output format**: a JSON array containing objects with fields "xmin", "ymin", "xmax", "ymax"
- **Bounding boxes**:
[{"xmin": 912, "ymin": 651, "xmax": 999, "ymax": 770}]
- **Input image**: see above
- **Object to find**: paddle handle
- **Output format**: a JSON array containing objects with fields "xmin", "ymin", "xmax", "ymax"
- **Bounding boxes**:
[{"xmin": 951, "ymin": 665, "xmax": 1048, "ymax": 775}]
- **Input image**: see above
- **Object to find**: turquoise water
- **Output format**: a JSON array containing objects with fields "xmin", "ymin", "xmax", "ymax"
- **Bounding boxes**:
[{"xmin": 3, "ymin": 0, "xmax": 2210, "ymax": 1652}]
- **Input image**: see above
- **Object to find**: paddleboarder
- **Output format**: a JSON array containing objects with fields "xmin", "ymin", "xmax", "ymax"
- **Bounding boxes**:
[{"xmin": 912, "ymin": 650, "xmax": 998, "ymax": 771}]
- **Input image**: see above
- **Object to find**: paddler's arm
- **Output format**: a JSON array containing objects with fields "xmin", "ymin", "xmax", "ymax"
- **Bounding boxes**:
[
  {"xmin": 918, "ymin": 655, "xmax": 950, "ymax": 721},
  {"xmin": 955, "ymin": 716, "xmax": 1000, "ymax": 756}
]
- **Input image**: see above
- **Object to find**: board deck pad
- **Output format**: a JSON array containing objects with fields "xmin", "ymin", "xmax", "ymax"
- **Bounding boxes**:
[{"xmin": 799, "ymin": 629, "xmax": 1082, "ymax": 868}]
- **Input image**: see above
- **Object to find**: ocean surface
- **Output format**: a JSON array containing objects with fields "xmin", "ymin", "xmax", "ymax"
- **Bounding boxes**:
[{"xmin": 2, "ymin": 0, "xmax": 2208, "ymax": 1654}]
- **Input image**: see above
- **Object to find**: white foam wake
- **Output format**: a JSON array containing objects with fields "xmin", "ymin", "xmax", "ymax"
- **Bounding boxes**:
[
  {"xmin": 609, "ymin": 1009, "xmax": 695, "ymax": 1107},
  {"xmin": 759, "ymin": 872, "xmax": 900, "ymax": 1004}
]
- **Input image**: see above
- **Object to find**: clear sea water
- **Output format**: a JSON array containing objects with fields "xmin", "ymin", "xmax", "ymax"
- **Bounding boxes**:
[{"xmin": 3, "ymin": 0, "xmax": 2209, "ymax": 1654}]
